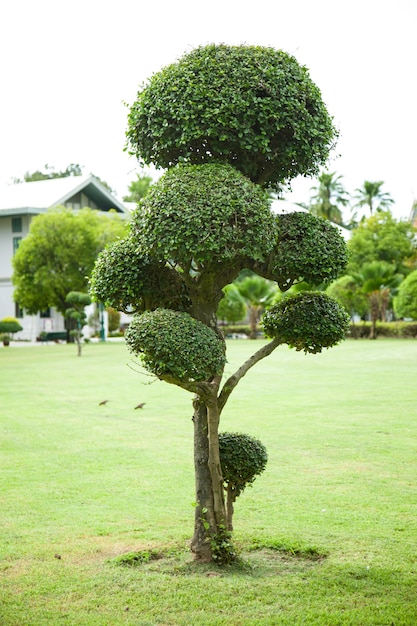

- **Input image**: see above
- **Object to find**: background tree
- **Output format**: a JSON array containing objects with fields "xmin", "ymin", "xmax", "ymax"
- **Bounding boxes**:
[
  {"xmin": 217, "ymin": 284, "xmax": 246, "ymax": 326},
  {"xmin": 394, "ymin": 269, "xmax": 417, "ymax": 319},
  {"xmin": 308, "ymin": 171, "xmax": 349, "ymax": 226},
  {"xmin": 350, "ymin": 261, "xmax": 403, "ymax": 339},
  {"xmin": 353, "ymin": 180, "xmax": 394, "ymax": 217},
  {"xmin": 65, "ymin": 292, "xmax": 91, "ymax": 356},
  {"xmin": 12, "ymin": 165, "xmax": 115, "ymax": 193},
  {"xmin": 13, "ymin": 207, "xmax": 126, "ymax": 322},
  {"xmin": 107, "ymin": 307, "xmax": 121, "ymax": 333},
  {"xmin": 13, "ymin": 163, "xmax": 83, "ymax": 183},
  {"xmin": 234, "ymin": 275, "xmax": 279, "ymax": 339},
  {"xmin": 92, "ymin": 44, "xmax": 349, "ymax": 563},
  {"xmin": 123, "ymin": 171, "xmax": 154, "ymax": 203},
  {"xmin": 347, "ymin": 211, "xmax": 417, "ymax": 275},
  {"xmin": 325, "ymin": 275, "xmax": 368, "ymax": 321}
]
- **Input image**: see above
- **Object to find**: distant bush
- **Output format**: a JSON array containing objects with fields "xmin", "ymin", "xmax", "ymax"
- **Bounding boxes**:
[
  {"xmin": 222, "ymin": 321, "xmax": 417, "ymax": 339},
  {"xmin": 0, "ymin": 317, "xmax": 23, "ymax": 334},
  {"xmin": 349, "ymin": 321, "xmax": 417, "ymax": 339}
]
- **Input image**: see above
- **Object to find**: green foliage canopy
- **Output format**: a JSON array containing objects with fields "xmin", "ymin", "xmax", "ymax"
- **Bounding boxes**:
[
  {"xmin": 132, "ymin": 163, "xmax": 273, "ymax": 269},
  {"xmin": 394, "ymin": 269, "xmax": 417, "ymax": 319},
  {"xmin": 262, "ymin": 292, "xmax": 350, "ymax": 353},
  {"xmin": 123, "ymin": 172, "xmax": 153, "ymax": 203},
  {"xmin": 125, "ymin": 309, "xmax": 226, "ymax": 383},
  {"xmin": 219, "ymin": 432, "xmax": 268, "ymax": 498},
  {"xmin": 326, "ymin": 275, "xmax": 368, "ymax": 318},
  {"xmin": 347, "ymin": 212, "xmax": 416, "ymax": 274},
  {"xmin": 13, "ymin": 163, "xmax": 83, "ymax": 183},
  {"xmin": 217, "ymin": 284, "xmax": 246, "ymax": 324},
  {"xmin": 0, "ymin": 317, "xmax": 23, "ymax": 334},
  {"xmin": 13, "ymin": 207, "xmax": 127, "ymax": 315},
  {"xmin": 126, "ymin": 44, "xmax": 337, "ymax": 191},
  {"xmin": 254, "ymin": 212, "xmax": 348, "ymax": 290},
  {"xmin": 90, "ymin": 237, "xmax": 190, "ymax": 314}
]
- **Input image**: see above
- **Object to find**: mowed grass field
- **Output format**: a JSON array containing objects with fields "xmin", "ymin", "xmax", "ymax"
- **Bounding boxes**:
[{"xmin": 1, "ymin": 338, "xmax": 416, "ymax": 625}]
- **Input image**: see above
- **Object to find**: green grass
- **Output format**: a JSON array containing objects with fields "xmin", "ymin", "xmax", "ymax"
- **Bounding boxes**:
[{"xmin": 1, "ymin": 339, "xmax": 417, "ymax": 625}]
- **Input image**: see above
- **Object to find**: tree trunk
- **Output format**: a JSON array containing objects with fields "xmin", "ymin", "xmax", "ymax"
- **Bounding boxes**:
[
  {"xmin": 248, "ymin": 305, "xmax": 258, "ymax": 339},
  {"xmin": 190, "ymin": 393, "xmax": 226, "ymax": 561},
  {"xmin": 190, "ymin": 397, "xmax": 215, "ymax": 561},
  {"xmin": 369, "ymin": 292, "xmax": 380, "ymax": 340},
  {"xmin": 206, "ymin": 398, "xmax": 226, "ymax": 528},
  {"xmin": 226, "ymin": 485, "xmax": 235, "ymax": 531}
]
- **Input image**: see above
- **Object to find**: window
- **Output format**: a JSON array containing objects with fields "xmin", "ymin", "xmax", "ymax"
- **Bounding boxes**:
[
  {"xmin": 12, "ymin": 217, "xmax": 22, "ymax": 233},
  {"xmin": 13, "ymin": 237, "xmax": 22, "ymax": 254},
  {"xmin": 15, "ymin": 303, "xmax": 24, "ymax": 318},
  {"xmin": 40, "ymin": 308, "xmax": 51, "ymax": 318}
]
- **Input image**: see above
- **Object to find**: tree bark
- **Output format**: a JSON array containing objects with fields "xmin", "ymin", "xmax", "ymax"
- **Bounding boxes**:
[
  {"xmin": 190, "ymin": 397, "xmax": 215, "ymax": 561},
  {"xmin": 206, "ymin": 397, "xmax": 226, "ymax": 528},
  {"xmin": 226, "ymin": 485, "xmax": 235, "ymax": 531},
  {"xmin": 190, "ymin": 391, "xmax": 227, "ymax": 561}
]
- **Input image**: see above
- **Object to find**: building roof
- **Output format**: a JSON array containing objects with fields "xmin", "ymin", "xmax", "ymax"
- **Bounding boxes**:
[{"xmin": 0, "ymin": 175, "xmax": 127, "ymax": 215}]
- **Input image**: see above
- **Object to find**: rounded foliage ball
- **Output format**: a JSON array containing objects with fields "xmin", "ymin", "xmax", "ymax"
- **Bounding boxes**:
[
  {"xmin": 271, "ymin": 212, "xmax": 348, "ymax": 288},
  {"xmin": 125, "ymin": 308, "xmax": 226, "ymax": 382},
  {"xmin": 219, "ymin": 432, "xmax": 268, "ymax": 497},
  {"xmin": 90, "ymin": 237, "xmax": 190, "ymax": 314},
  {"xmin": 132, "ymin": 163, "xmax": 273, "ymax": 267},
  {"xmin": 262, "ymin": 291, "xmax": 350, "ymax": 353},
  {"xmin": 126, "ymin": 44, "xmax": 337, "ymax": 190},
  {"xmin": 0, "ymin": 317, "xmax": 23, "ymax": 334}
]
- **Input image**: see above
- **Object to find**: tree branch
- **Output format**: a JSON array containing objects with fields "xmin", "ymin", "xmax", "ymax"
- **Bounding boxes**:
[
  {"xmin": 158, "ymin": 372, "xmax": 213, "ymax": 398},
  {"xmin": 217, "ymin": 338, "xmax": 280, "ymax": 414}
]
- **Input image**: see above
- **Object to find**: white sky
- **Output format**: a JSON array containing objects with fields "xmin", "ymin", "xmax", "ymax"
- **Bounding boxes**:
[{"xmin": 1, "ymin": 0, "xmax": 416, "ymax": 220}]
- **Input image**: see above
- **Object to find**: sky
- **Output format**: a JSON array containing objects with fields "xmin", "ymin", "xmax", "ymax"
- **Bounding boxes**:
[{"xmin": 1, "ymin": 0, "xmax": 416, "ymax": 221}]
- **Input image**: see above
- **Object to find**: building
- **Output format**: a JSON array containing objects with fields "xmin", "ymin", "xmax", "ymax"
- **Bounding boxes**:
[{"xmin": 0, "ymin": 175, "xmax": 129, "ymax": 341}]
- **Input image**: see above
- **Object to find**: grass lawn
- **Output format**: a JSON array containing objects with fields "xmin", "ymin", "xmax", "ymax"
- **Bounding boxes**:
[{"xmin": 1, "ymin": 338, "xmax": 416, "ymax": 625}]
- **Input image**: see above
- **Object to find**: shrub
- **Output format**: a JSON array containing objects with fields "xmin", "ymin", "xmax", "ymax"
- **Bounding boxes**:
[
  {"xmin": 219, "ymin": 432, "xmax": 268, "ymax": 532},
  {"xmin": 125, "ymin": 309, "xmax": 226, "ymax": 382},
  {"xmin": 0, "ymin": 317, "xmax": 23, "ymax": 335},
  {"xmin": 262, "ymin": 292, "xmax": 350, "ymax": 353},
  {"xmin": 219, "ymin": 432, "xmax": 268, "ymax": 498},
  {"xmin": 349, "ymin": 321, "xmax": 417, "ymax": 339}
]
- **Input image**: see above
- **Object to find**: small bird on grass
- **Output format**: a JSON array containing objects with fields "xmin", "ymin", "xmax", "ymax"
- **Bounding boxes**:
[
  {"xmin": 99, "ymin": 400, "xmax": 109, "ymax": 406},
  {"xmin": 134, "ymin": 402, "xmax": 146, "ymax": 409}
]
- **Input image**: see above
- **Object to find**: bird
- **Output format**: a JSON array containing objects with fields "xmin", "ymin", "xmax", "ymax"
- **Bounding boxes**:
[
  {"xmin": 98, "ymin": 400, "xmax": 109, "ymax": 406},
  {"xmin": 134, "ymin": 402, "xmax": 146, "ymax": 409}
]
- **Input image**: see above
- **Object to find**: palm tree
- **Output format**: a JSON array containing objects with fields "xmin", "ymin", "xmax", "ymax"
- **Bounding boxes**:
[
  {"xmin": 351, "ymin": 261, "xmax": 403, "ymax": 339},
  {"xmin": 353, "ymin": 181, "xmax": 394, "ymax": 216},
  {"xmin": 308, "ymin": 171, "xmax": 350, "ymax": 226},
  {"xmin": 235, "ymin": 276, "xmax": 279, "ymax": 339}
]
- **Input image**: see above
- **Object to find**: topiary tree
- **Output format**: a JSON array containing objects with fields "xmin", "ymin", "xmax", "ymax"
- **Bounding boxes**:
[
  {"xmin": 65, "ymin": 292, "xmax": 91, "ymax": 356},
  {"xmin": 219, "ymin": 432, "xmax": 268, "ymax": 531},
  {"xmin": 0, "ymin": 317, "xmax": 23, "ymax": 345},
  {"xmin": 91, "ymin": 44, "xmax": 349, "ymax": 563}
]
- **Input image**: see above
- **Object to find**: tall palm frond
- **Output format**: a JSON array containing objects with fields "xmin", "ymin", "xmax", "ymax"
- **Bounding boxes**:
[
  {"xmin": 353, "ymin": 180, "xmax": 394, "ymax": 216},
  {"xmin": 308, "ymin": 171, "xmax": 349, "ymax": 225}
]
